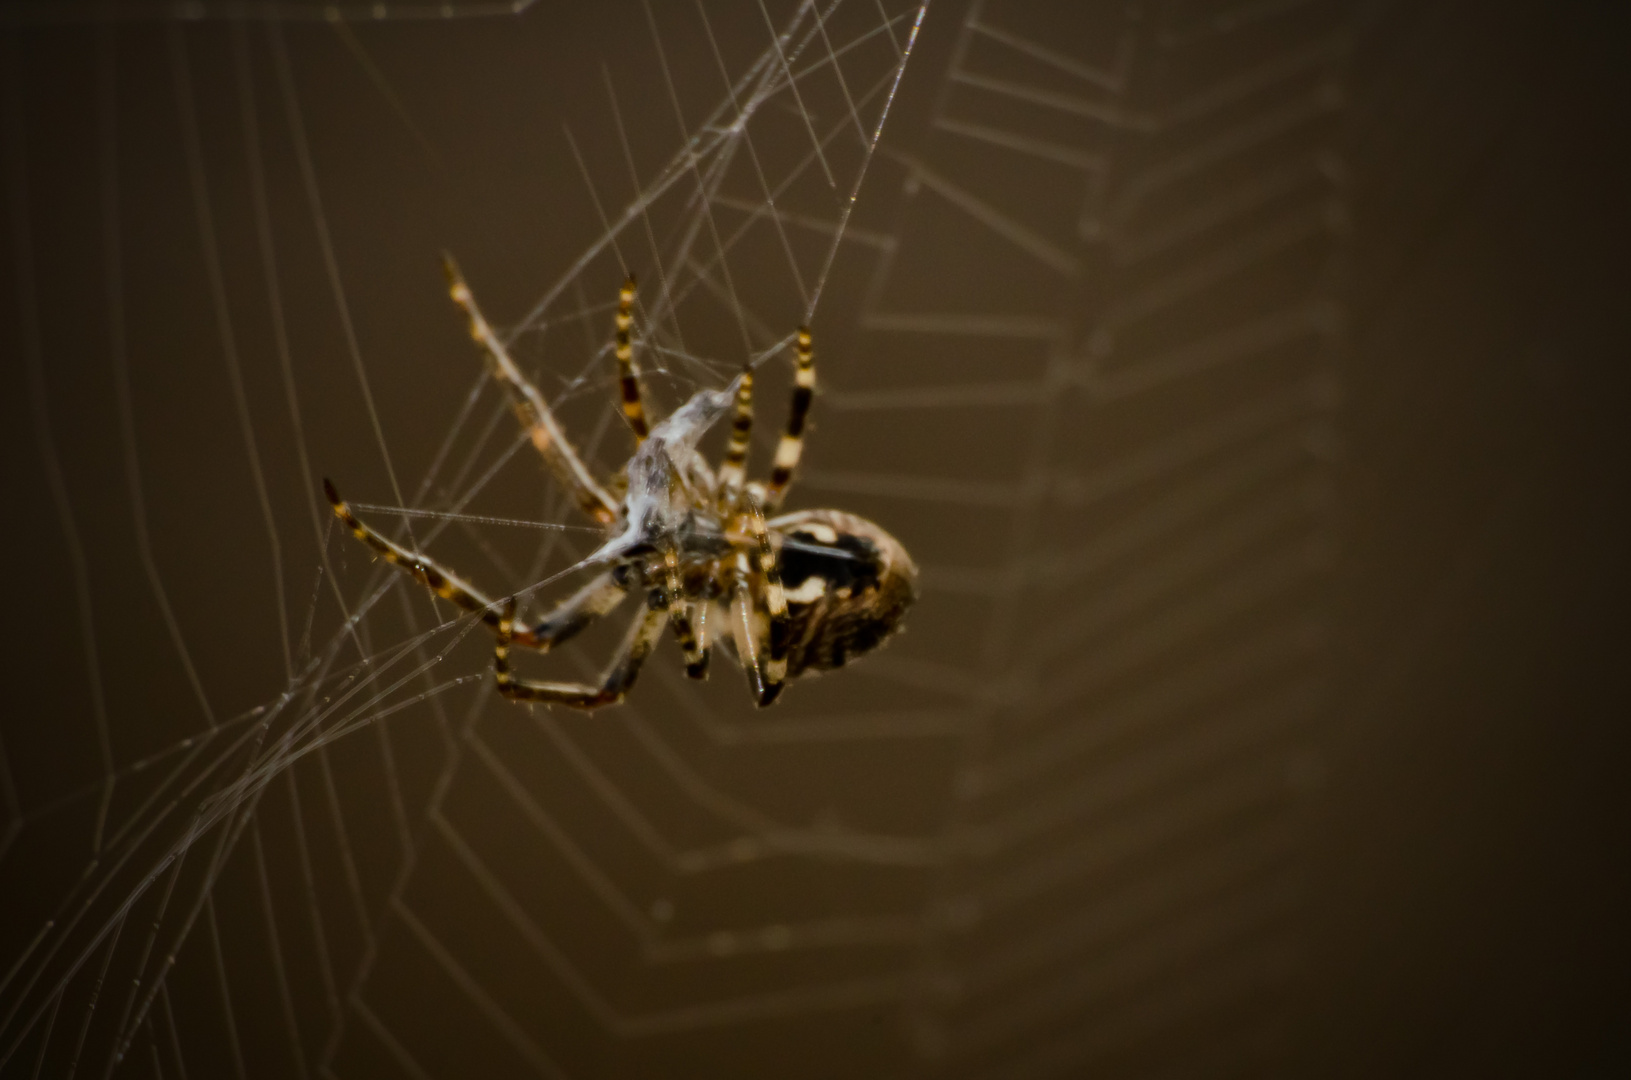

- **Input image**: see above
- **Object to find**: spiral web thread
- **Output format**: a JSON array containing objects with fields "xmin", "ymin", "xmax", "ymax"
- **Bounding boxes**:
[
  {"xmin": 0, "ymin": 2, "xmax": 938, "ymax": 1076},
  {"xmin": 852, "ymin": 1, "xmax": 1352, "ymax": 1074},
  {"xmin": 1, "ymin": 0, "xmax": 1357, "ymax": 1076}
]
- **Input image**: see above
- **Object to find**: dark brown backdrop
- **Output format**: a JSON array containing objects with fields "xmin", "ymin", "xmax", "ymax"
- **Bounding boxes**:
[{"xmin": 1, "ymin": 2, "xmax": 1627, "ymax": 1078}]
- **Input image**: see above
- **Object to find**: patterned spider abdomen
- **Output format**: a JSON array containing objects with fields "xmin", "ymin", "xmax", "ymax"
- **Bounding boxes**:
[{"xmin": 770, "ymin": 510, "xmax": 918, "ymax": 677}]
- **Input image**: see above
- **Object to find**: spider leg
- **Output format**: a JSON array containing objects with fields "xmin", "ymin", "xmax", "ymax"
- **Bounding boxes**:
[
  {"xmin": 683, "ymin": 601, "xmax": 711, "ymax": 679},
  {"xmin": 325, "ymin": 478, "xmax": 506, "ymax": 630},
  {"xmin": 657, "ymin": 547, "xmax": 709, "ymax": 679},
  {"xmin": 494, "ymin": 592, "xmax": 667, "ymax": 710},
  {"xmin": 324, "ymin": 478, "xmax": 618, "ymax": 652},
  {"xmin": 730, "ymin": 498, "xmax": 790, "ymax": 706},
  {"xmin": 442, "ymin": 254, "xmax": 620, "ymax": 525},
  {"xmin": 762, "ymin": 327, "xmax": 814, "ymax": 511},
  {"xmin": 514, "ymin": 569, "xmax": 629, "ymax": 652},
  {"xmin": 716, "ymin": 366, "xmax": 754, "ymax": 512},
  {"xmin": 613, "ymin": 275, "xmax": 650, "ymax": 441}
]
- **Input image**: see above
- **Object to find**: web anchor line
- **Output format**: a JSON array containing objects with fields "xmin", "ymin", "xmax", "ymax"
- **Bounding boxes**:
[{"xmin": 0, "ymin": 2, "xmax": 962, "ymax": 1075}]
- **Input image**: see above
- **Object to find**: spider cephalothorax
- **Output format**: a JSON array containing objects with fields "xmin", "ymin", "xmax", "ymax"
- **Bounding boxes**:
[{"xmin": 325, "ymin": 259, "xmax": 915, "ymax": 709}]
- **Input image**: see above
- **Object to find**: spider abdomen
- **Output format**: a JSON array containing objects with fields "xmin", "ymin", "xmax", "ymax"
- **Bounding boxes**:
[{"xmin": 770, "ymin": 510, "xmax": 918, "ymax": 677}]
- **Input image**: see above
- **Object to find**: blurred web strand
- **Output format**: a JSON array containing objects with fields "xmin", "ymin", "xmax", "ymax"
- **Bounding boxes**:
[
  {"xmin": 0, "ymin": 0, "xmax": 540, "ymax": 25},
  {"xmin": 6, "ymin": 37, "xmax": 118, "ymax": 871},
  {"xmin": 509, "ymin": 0, "xmax": 926, "ymax": 344},
  {"xmin": 0, "ymin": 542, "xmax": 574, "ymax": 1071},
  {"xmin": 0, "ymin": 2, "xmax": 935, "ymax": 1075}
]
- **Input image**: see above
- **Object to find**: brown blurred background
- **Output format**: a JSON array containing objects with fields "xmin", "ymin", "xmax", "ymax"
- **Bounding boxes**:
[{"xmin": 2, "ymin": 2, "xmax": 1628, "ymax": 1077}]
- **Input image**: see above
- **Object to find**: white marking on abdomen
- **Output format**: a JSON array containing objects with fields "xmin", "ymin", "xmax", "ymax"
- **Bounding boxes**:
[{"xmin": 784, "ymin": 577, "xmax": 828, "ymax": 604}]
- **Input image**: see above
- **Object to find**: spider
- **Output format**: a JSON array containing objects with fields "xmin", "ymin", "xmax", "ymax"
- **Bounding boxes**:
[{"xmin": 323, "ymin": 257, "xmax": 917, "ymax": 709}]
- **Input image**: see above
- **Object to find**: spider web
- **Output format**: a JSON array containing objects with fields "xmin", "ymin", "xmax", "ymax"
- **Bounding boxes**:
[{"xmin": 0, "ymin": 1, "xmax": 1351, "ymax": 1077}]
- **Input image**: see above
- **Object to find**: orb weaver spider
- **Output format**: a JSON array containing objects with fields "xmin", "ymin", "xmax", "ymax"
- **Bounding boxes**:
[{"xmin": 324, "ymin": 258, "xmax": 916, "ymax": 709}]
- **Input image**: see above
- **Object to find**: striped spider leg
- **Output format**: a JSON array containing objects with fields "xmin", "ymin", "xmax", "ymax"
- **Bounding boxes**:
[
  {"xmin": 610, "ymin": 274, "xmax": 708, "ymax": 678},
  {"xmin": 327, "ymin": 262, "xmax": 649, "ymax": 706},
  {"xmin": 327, "ymin": 263, "xmax": 913, "ymax": 710},
  {"xmin": 727, "ymin": 491, "xmax": 792, "ymax": 706},
  {"xmin": 712, "ymin": 357, "xmax": 801, "ymax": 705},
  {"xmin": 726, "ymin": 326, "xmax": 918, "ymax": 689},
  {"xmin": 762, "ymin": 326, "xmax": 814, "ymax": 510},
  {"xmin": 442, "ymin": 255, "xmax": 619, "ymax": 527}
]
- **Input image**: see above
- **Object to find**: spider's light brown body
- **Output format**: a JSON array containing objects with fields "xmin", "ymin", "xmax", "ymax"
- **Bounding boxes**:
[{"xmin": 325, "ymin": 260, "xmax": 916, "ymax": 709}]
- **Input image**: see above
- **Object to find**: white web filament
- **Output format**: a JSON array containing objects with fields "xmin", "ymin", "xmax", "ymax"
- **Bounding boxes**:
[{"xmin": 0, "ymin": 0, "xmax": 1350, "ymax": 1077}]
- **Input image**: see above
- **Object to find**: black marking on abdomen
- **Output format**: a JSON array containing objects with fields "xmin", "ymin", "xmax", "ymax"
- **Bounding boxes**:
[{"xmin": 779, "ymin": 532, "xmax": 882, "ymax": 595}]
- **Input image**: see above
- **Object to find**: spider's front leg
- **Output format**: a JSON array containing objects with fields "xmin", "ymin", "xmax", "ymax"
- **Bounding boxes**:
[
  {"xmin": 494, "ymin": 590, "xmax": 668, "ymax": 711},
  {"xmin": 442, "ymin": 256, "xmax": 620, "ymax": 525},
  {"xmin": 325, "ymin": 478, "xmax": 507, "ymax": 631},
  {"xmin": 325, "ymin": 479, "xmax": 621, "ymax": 653}
]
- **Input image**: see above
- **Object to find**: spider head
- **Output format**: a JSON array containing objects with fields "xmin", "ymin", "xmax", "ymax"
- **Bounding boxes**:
[{"xmin": 770, "ymin": 510, "xmax": 918, "ymax": 678}]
